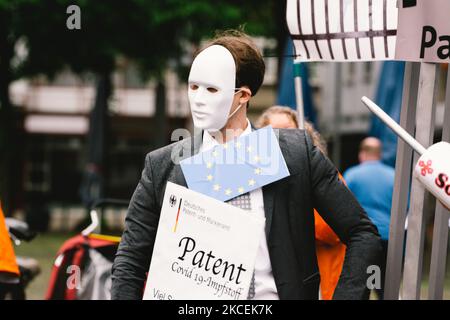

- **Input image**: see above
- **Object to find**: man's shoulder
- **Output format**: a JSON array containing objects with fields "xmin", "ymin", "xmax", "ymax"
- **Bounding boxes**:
[
  {"xmin": 145, "ymin": 135, "xmax": 200, "ymax": 167},
  {"xmin": 367, "ymin": 161, "xmax": 395, "ymax": 177},
  {"xmin": 274, "ymin": 128, "xmax": 309, "ymax": 175},
  {"xmin": 344, "ymin": 164, "xmax": 375, "ymax": 184},
  {"xmin": 146, "ymin": 140, "xmax": 180, "ymax": 161},
  {"xmin": 274, "ymin": 128, "xmax": 308, "ymax": 153},
  {"xmin": 344, "ymin": 162, "xmax": 394, "ymax": 180},
  {"xmin": 276, "ymin": 127, "xmax": 307, "ymax": 143},
  {"xmin": 379, "ymin": 162, "xmax": 396, "ymax": 174},
  {"xmin": 343, "ymin": 165, "xmax": 361, "ymax": 179}
]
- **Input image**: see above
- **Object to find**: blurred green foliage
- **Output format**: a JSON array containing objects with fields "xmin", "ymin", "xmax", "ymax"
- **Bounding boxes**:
[{"xmin": 0, "ymin": 0, "xmax": 277, "ymax": 80}]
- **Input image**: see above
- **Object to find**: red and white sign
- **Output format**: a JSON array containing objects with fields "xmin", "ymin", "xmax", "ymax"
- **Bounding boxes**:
[{"xmin": 414, "ymin": 142, "xmax": 450, "ymax": 210}]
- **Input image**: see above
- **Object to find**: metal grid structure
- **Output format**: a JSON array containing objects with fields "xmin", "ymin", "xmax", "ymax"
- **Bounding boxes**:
[
  {"xmin": 287, "ymin": 0, "xmax": 450, "ymax": 300},
  {"xmin": 287, "ymin": 0, "xmax": 398, "ymax": 61}
]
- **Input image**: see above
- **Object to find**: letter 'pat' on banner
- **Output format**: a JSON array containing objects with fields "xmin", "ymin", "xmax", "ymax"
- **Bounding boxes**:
[{"xmin": 395, "ymin": 0, "xmax": 450, "ymax": 63}]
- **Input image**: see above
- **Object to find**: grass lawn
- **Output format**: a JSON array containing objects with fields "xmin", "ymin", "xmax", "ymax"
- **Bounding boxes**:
[{"xmin": 13, "ymin": 232, "xmax": 76, "ymax": 300}]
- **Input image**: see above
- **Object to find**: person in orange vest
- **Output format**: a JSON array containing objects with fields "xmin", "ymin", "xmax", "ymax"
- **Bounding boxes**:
[
  {"xmin": 257, "ymin": 106, "xmax": 346, "ymax": 300},
  {"xmin": 0, "ymin": 201, "xmax": 20, "ymax": 282}
]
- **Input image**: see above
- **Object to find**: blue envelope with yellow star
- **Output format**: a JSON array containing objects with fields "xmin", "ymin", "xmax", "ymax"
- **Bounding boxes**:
[{"xmin": 180, "ymin": 126, "xmax": 291, "ymax": 202}]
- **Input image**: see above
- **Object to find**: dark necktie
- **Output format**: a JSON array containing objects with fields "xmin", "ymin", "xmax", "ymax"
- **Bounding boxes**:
[{"xmin": 227, "ymin": 192, "xmax": 256, "ymax": 300}]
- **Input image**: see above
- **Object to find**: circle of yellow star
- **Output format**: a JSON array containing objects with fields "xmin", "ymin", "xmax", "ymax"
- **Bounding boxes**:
[
  {"xmin": 237, "ymin": 187, "xmax": 244, "ymax": 193},
  {"xmin": 254, "ymin": 168, "xmax": 262, "ymax": 175},
  {"xmin": 223, "ymin": 143, "xmax": 228, "ymax": 149},
  {"xmin": 248, "ymin": 179, "xmax": 256, "ymax": 186},
  {"xmin": 206, "ymin": 162, "xmax": 213, "ymax": 169},
  {"xmin": 225, "ymin": 188, "xmax": 232, "ymax": 196},
  {"xmin": 206, "ymin": 174, "xmax": 213, "ymax": 181},
  {"xmin": 235, "ymin": 142, "xmax": 242, "ymax": 149},
  {"xmin": 254, "ymin": 155, "xmax": 261, "ymax": 163},
  {"xmin": 212, "ymin": 150, "xmax": 219, "ymax": 157},
  {"xmin": 213, "ymin": 184, "xmax": 221, "ymax": 191}
]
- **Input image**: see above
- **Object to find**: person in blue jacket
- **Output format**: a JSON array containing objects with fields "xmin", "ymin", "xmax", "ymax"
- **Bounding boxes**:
[{"xmin": 344, "ymin": 137, "xmax": 395, "ymax": 300}]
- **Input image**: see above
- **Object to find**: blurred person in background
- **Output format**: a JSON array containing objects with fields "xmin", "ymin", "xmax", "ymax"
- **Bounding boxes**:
[
  {"xmin": 343, "ymin": 137, "xmax": 394, "ymax": 300},
  {"xmin": 257, "ymin": 106, "xmax": 346, "ymax": 300}
]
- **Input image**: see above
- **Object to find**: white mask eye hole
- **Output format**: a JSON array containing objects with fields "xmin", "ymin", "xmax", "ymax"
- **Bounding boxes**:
[
  {"xmin": 190, "ymin": 84, "xmax": 199, "ymax": 90},
  {"xmin": 206, "ymin": 87, "xmax": 218, "ymax": 93}
]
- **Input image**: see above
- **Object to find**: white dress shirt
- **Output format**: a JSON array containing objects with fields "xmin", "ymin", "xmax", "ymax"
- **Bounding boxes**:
[{"xmin": 199, "ymin": 119, "xmax": 280, "ymax": 300}]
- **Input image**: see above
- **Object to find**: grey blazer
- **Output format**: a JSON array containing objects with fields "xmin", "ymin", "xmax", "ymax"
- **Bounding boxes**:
[{"xmin": 111, "ymin": 128, "xmax": 381, "ymax": 300}]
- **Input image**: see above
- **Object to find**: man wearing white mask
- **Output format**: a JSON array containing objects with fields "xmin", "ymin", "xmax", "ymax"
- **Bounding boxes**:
[{"xmin": 111, "ymin": 30, "xmax": 381, "ymax": 300}]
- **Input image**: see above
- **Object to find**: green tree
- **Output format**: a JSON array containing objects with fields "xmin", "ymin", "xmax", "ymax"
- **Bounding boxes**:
[{"xmin": 0, "ymin": 0, "xmax": 277, "ymax": 212}]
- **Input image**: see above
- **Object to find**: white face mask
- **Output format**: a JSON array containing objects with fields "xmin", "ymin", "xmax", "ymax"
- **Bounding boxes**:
[{"xmin": 188, "ymin": 45, "xmax": 239, "ymax": 132}]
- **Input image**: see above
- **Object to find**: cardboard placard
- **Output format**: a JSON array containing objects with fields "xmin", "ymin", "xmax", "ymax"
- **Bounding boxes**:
[{"xmin": 143, "ymin": 182, "xmax": 265, "ymax": 300}]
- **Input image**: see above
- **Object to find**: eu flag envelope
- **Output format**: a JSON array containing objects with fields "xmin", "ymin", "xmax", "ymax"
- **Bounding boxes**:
[{"xmin": 180, "ymin": 126, "xmax": 291, "ymax": 202}]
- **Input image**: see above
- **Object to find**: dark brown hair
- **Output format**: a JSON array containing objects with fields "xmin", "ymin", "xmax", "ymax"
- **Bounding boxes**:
[{"xmin": 201, "ymin": 30, "xmax": 266, "ymax": 96}]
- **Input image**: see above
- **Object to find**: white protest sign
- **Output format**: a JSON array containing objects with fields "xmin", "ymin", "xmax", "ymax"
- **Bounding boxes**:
[
  {"xmin": 395, "ymin": 0, "xmax": 450, "ymax": 63},
  {"xmin": 286, "ymin": 0, "xmax": 398, "ymax": 61},
  {"xmin": 143, "ymin": 182, "xmax": 265, "ymax": 300}
]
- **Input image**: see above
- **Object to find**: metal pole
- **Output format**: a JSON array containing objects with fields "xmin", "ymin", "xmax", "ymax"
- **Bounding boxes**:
[
  {"xmin": 332, "ymin": 63, "xmax": 342, "ymax": 169},
  {"xmin": 428, "ymin": 67, "xmax": 450, "ymax": 300},
  {"xmin": 402, "ymin": 62, "xmax": 439, "ymax": 300},
  {"xmin": 384, "ymin": 62, "xmax": 420, "ymax": 300},
  {"xmin": 294, "ymin": 60, "xmax": 305, "ymax": 130}
]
